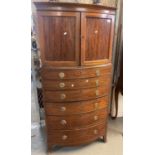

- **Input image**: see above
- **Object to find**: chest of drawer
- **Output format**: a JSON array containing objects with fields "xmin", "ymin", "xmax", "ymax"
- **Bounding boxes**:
[
  {"xmin": 47, "ymin": 122, "xmax": 105, "ymax": 146},
  {"xmin": 45, "ymin": 96, "xmax": 108, "ymax": 115},
  {"xmin": 41, "ymin": 65, "xmax": 112, "ymax": 80},
  {"xmin": 46, "ymin": 108, "xmax": 107, "ymax": 130},
  {"xmin": 43, "ymin": 76, "xmax": 111, "ymax": 90},
  {"xmin": 44, "ymin": 86, "xmax": 110, "ymax": 102}
]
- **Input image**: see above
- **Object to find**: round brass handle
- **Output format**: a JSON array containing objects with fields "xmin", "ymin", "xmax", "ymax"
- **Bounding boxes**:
[
  {"xmin": 94, "ymin": 115, "xmax": 98, "ymax": 121},
  {"xmin": 60, "ymin": 94, "xmax": 66, "ymax": 100},
  {"xmin": 94, "ymin": 129, "xmax": 98, "ymax": 135},
  {"xmin": 96, "ymin": 80, "xmax": 99, "ymax": 86},
  {"xmin": 60, "ymin": 106, "xmax": 66, "ymax": 112},
  {"xmin": 59, "ymin": 82, "xmax": 65, "ymax": 88},
  {"xmin": 60, "ymin": 120, "xmax": 67, "ymax": 125},
  {"xmin": 59, "ymin": 72, "xmax": 65, "ymax": 79},
  {"xmin": 96, "ymin": 70, "xmax": 100, "ymax": 76},
  {"xmin": 62, "ymin": 135, "xmax": 68, "ymax": 140},
  {"xmin": 96, "ymin": 90, "xmax": 99, "ymax": 96},
  {"xmin": 94, "ymin": 102, "xmax": 98, "ymax": 108}
]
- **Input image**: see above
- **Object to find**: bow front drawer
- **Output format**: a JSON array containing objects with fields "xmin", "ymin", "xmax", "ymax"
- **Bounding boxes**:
[
  {"xmin": 43, "ymin": 75, "xmax": 111, "ymax": 90},
  {"xmin": 44, "ymin": 86, "xmax": 110, "ymax": 102},
  {"xmin": 46, "ymin": 108, "xmax": 107, "ymax": 130},
  {"xmin": 41, "ymin": 65, "xmax": 112, "ymax": 80},
  {"xmin": 47, "ymin": 123, "xmax": 105, "ymax": 146},
  {"xmin": 45, "ymin": 96, "xmax": 108, "ymax": 115}
]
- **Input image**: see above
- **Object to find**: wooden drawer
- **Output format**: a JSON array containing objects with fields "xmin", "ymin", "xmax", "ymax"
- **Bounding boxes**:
[
  {"xmin": 80, "ymin": 65, "xmax": 112, "ymax": 78},
  {"xmin": 44, "ymin": 86, "xmax": 110, "ymax": 102},
  {"xmin": 45, "ymin": 97, "xmax": 109, "ymax": 115},
  {"xmin": 43, "ymin": 75, "xmax": 111, "ymax": 90},
  {"xmin": 46, "ymin": 108, "xmax": 107, "ymax": 130},
  {"xmin": 41, "ymin": 65, "xmax": 112, "ymax": 80},
  {"xmin": 47, "ymin": 123, "xmax": 105, "ymax": 146},
  {"xmin": 41, "ymin": 68, "xmax": 81, "ymax": 80}
]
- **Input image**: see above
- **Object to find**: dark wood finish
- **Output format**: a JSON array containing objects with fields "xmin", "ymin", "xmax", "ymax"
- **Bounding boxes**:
[
  {"xmin": 81, "ymin": 13, "xmax": 115, "ymax": 66},
  {"xmin": 41, "ymin": 65, "xmax": 112, "ymax": 80},
  {"xmin": 46, "ymin": 108, "xmax": 107, "ymax": 130},
  {"xmin": 47, "ymin": 122, "xmax": 105, "ymax": 146},
  {"xmin": 37, "ymin": 11, "xmax": 80, "ymax": 67},
  {"xmin": 43, "ymin": 76, "xmax": 111, "ymax": 90},
  {"xmin": 45, "ymin": 96, "xmax": 108, "ymax": 115},
  {"xmin": 44, "ymin": 86, "xmax": 110, "ymax": 102},
  {"xmin": 33, "ymin": 1, "xmax": 116, "ymax": 152}
]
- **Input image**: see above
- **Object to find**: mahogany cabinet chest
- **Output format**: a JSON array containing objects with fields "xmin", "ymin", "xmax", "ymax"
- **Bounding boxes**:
[{"xmin": 33, "ymin": 1, "xmax": 116, "ymax": 151}]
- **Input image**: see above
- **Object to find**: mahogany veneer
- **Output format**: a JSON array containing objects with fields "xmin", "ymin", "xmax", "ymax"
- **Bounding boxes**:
[{"xmin": 33, "ymin": 1, "xmax": 116, "ymax": 152}]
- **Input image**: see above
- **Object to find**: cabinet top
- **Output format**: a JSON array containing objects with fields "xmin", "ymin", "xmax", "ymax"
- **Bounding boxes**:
[{"xmin": 33, "ymin": 1, "xmax": 116, "ymax": 14}]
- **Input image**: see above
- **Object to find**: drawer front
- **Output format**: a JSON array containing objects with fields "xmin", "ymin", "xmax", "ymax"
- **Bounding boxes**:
[
  {"xmin": 81, "ymin": 65, "xmax": 112, "ymax": 78},
  {"xmin": 45, "ymin": 97, "xmax": 109, "ymax": 115},
  {"xmin": 47, "ymin": 123, "xmax": 105, "ymax": 146},
  {"xmin": 44, "ymin": 86, "xmax": 110, "ymax": 102},
  {"xmin": 46, "ymin": 108, "xmax": 107, "ymax": 130},
  {"xmin": 41, "ymin": 69, "xmax": 81, "ymax": 80},
  {"xmin": 43, "ymin": 75, "xmax": 111, "ymax": 90},
  {"xmin": 41, "ymin": 65, "xmax": 112, "ymax": 80}
]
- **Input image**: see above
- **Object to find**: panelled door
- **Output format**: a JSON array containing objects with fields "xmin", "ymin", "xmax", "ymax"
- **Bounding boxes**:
[
  {"xmin": 37, "ymin": 11, "xmax": 80, "ymax": 67},
  {"xmin": 81, "ymin": 13, "xmax": 115, "ymax": 66}
]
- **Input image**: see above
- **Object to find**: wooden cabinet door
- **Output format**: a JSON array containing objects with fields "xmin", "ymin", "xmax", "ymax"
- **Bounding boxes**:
[
  {"xmin": 37, "ymin": 11, "xmax": 80, "ymax": 67},
  {"xmin": 81, "ymin": 13, "xmax": 115, "ymax": 66}
]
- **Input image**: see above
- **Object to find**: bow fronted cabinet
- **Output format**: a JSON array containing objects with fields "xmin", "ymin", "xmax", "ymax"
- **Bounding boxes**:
[{"xmin": 33, "ymin": 1, "xmax": 116, "ymax": 152}]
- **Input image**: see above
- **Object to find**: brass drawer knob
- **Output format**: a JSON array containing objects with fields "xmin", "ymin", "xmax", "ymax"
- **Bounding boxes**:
[
  {"xmin": 60, "ymin": 94, "xmax": 66, "ymax": 100},
  {"xmin": 94, "ymin": 115, "xmax": 98, "ymax": 121},
  {"xmin": 94, "ymin": 102, "xmax": 98, "ymax": 108},
  {"xmin": 62, "ymin": 135, "xmax": 68, "ymax": 140},
  {"xmin": 96, "ymin": 69, "xmax": 100, "ymax": 76},
  {"xmin": 59, "ymin": 72, "xmax": 65, "ymax": 79},
  {"xmin": 94, "ymin": 129, "xmax": 98, "ymax": 135},
  {"xmin": 60, "ymin": 120, "xmax": 67, "ymax": 125},
  {"xmin": 96, "ymin": 80, "xmax": 99, "ymax": 86},
  {"xmin": 60, "ymin": 106, "xmax": 66, "ymax": 112},
  {"xmin": 96, "ymin": 90, "xmax": 99, "ymax": 96},
  {"xmin": 59, "ymin": 82, "xmax": 65, "ymax": 88}
]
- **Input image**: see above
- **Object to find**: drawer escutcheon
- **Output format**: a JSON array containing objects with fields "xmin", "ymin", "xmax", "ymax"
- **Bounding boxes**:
[
  {"xmin": 60, "ymin": 106, "xmax": 66, "ymax": 112},
  {"xmin": 71, "ymin": 84, "xmax": 74, "ymax": 87},
  {"xmin": 96, "ymin": 90, "xmax": 99, "ymax": 96},
  {"xmin": 60, "ymin": 94, "xmax": 66, "ymax": 100},
  {"xmin": 96, "ymin": 70, "xmax": 100, "ymax": 76},
  {"xmin": 94, "ymin": 115, "xmax": 98, "ymax": 121},
  {"xmin": 85, "ymin": 79, "xmax": 89, "ymax": 83},
  {"xmin": 60, "ymin": 120, "xmax": 67, "ymax": 125},
  {"xmin": 96, "ymin": 80, "xmax": 99, "ymax": 86},
  {"xmin": 94, "ymin": 102, "xmax": 98, "ymax": 108},
  {"xmin": 62, "ymin": 135, "xmax": 68, "ymax": 140},
  {"xmin": 94, "ymin": 129, "xmax": 98, "ymax": 135}
]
